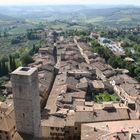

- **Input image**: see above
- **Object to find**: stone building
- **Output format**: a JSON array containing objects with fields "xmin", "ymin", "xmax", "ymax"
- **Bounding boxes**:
[
  {"xmin": 0, "ymin": 99, "xmax": 16, "ymax": 140},
  {"xmin": 136, "ymin": 97, "xmax": 140, "ymax": 119},
  {"xmin": 11, "ymin": 67, "xmax": 41, "ymax": 137},
  {"xmin": 81, "ymin": 120, "xmax": 140, "ymax": 140}
]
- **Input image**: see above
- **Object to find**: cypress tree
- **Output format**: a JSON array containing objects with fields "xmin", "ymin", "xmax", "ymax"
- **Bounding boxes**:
[
  {"xmin": 12, "ymin": 57, "xmax": 17, "ymax": 71},
  {"xmin": 0, "ymin": 61, "xmax": 2, "ymax": 76},
  {"xmin": 1, "ymin": 61, "xmax": 8, "ymax": 76},
  {"xmin": 9, "ymin": 55, "xmax": 13, "ymax": 71}
]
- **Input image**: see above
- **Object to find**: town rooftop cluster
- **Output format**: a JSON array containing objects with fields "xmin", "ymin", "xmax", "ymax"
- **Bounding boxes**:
[{"xmin": 0, "ymin": 29, "xmax": 140, "ymax": 140}]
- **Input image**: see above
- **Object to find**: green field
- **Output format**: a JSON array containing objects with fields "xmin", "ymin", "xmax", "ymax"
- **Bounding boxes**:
[
  {"xmin": 86, "ymin": 17, "xmax": 104, "ymax": 23},
  {"xmin": 8, "ymin": 26, "xmax": 27, "ymax": 34}
]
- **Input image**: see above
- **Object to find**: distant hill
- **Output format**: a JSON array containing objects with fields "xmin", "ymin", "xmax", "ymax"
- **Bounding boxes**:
[
  {"xmin": 0, "ymin": 13, "xmax": 17, "ymax": 21},
  {"xmin": 0, "ymin": 5, "xmax": 140, "ymax": 28},
  {"xmin": 77, "ymin": 7, "xmax": 140, "ymax": 27},
  {"xmin": 0, "ymin": 13, "xmax": 22, "ymax": 30}
]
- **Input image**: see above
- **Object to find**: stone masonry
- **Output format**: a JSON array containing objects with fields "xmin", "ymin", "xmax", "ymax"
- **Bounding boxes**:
[{"xmin": 11, "ymin": 67, "xmax": 41, "ymax": 137}]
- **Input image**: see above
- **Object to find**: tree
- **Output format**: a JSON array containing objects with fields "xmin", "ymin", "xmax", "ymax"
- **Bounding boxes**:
[
  {"xmin": 136, "ymin": 75, "xmax": 140, "ymax": 82},
  {"xmin": 125, "ymin": 48, "xmax": 132, "ymax": 57},
  {"xmin": 9, "ymin": 55, "xmax": 13, "ymax": 71},
  {"xmin": 125, "ymin": 64, "xmax": 136, "ymax": 77},
  {"xmin": 134, "ymin": 67, "xmax": 140, "ymax": 76},
  {"xmin": 0, "ymin": 61, "xmax": 2, "ymax": 76},
  {"xmin": 108, "ymin": 56, "xmax": 123, "ymax": 68},
  {"xmin": 27, "ymin": 30, "xmax": 40, "ymax": 40},
  {"xmin": 0, "ymin": 56, "xmax": 9, "ymax": 76},
  {"xmin": 29, "ymin": 44, "xmax": 39, "ymax": 56},
  {"xmin": 1, "ymin": 61, "xmax": 8, "ymax": 76},
  {"xmin": 20, "ymin": 53, "xmax": 34, "ymax": 66},
  {"xmin": 9, "ymin": 55, "xmax": 17, "ymax": 71},
  {"xmin": 52, "ymin": 31, "xmax": 58, "ymax": 43},
  {"xmin": 109, "ymin": 57, "xmax": 118, "ymax": 68},
  {"xmin": 11, "ymin": 37, "xmax": 21, "ymax": 44},
  {"xmin": 102, "ymin": 48, "xmax": 110, "ymax": 61},
  {"xmin": 3, "ymin": 31, "xmax": 8, "ymax": 37}
]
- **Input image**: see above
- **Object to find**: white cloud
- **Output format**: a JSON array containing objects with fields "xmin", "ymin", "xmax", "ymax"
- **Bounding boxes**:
[{"xmin": 0, "ymin": 0, "xmax": 139, "ymax": 5}]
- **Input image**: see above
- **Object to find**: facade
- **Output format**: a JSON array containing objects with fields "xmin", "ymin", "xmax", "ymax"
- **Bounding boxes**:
[
  {"xmin": 0, "ymin": 100, "xmax": 16, "ymax": 140},
  {"xmin": 11, "ymin": 67, "xmax": 41, "ymax": 137}
]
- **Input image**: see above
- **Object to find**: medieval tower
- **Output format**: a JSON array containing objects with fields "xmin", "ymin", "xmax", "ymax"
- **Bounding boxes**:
[{"xmin": 11, "ymin": 67, "xmax": 41, "ymax": 137}]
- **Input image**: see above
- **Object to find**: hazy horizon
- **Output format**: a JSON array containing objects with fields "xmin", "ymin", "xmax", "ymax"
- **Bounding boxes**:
[{"xmin": 0, "ymin": 0, "xmax": 140, "ymax": 6}]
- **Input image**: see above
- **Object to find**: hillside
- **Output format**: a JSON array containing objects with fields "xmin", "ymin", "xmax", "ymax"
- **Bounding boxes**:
[
  {"xmin": 0, "ymin": 6, "xmax": 140, "ymax": 28},
  {"xmin": 0, "ymin": 13, "xmax": 22, "ymax": 30},
  {"xmin": 79, "ymin": 7, "xmax": 140, "ymax": 27}
]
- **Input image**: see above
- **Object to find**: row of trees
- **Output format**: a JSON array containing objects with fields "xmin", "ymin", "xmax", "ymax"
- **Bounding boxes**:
[
  {"xmin": 11, "ymin": 36, "xmax": 24, "ymax": 44},
  {"xmin": 100, "ymin": 27, "xmax": 140, "ymax": 40},
  {"xmin": 27, "ymin": 29, "xmax": 43, "ymax": 40},
  {"xmin": 0, "ymin": 55, "xmax": 16, "ymax": 77},
  {"xmin": 61, "ymin": 29, "xmax": 91, "ymax": 37},
  {"xmin": 0, "ymin": 43, "xmax": 41, "ymax": 77},
  {"xmin": 11, "ymin": 29, "xmax": 42, "ymax": 45},
  {"xmin": 17, "ymin": 43, "xmax": 41, "ymax": 66},
  {"xmin": 0, "ymin": 31, "xmax": 9, "ymax": 38},
  {"xmin": 0, "ymin": 60, "xmax": 8, "ymax": 77}
]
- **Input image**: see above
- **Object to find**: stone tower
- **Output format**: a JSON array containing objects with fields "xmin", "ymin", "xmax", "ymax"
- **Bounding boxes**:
[{"xmin": 11, "ymin": 67, "xmax": 41, "ymax": 137}]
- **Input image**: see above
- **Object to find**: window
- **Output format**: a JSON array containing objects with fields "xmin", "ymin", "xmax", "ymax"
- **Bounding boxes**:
[
  {"xmin": 50, "ymin": 132, "xmax": 53, "ymax": 136},
  {"xmin": 65, "ymin": 131, "xmax": 69, "ymax": 134},
  {"xmin": 19, "ymin": 86, "xmax": 22, "ymax": 92},
  {"xmin": 50, "ymin": 127, "xmax": 54, "ymax": 130},
  {"xmin": 23, "ymin": 113, "xmax": 25, "ymax": 118},
  {"xmin": 6, "ymin": 136, "xmax": 9, "ymax": 140}
]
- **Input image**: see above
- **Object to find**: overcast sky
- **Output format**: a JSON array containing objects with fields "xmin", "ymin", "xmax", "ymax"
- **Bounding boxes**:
[{"xmin": 0, "ymin": 0, "xmax": 139, "ymax": 6}]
